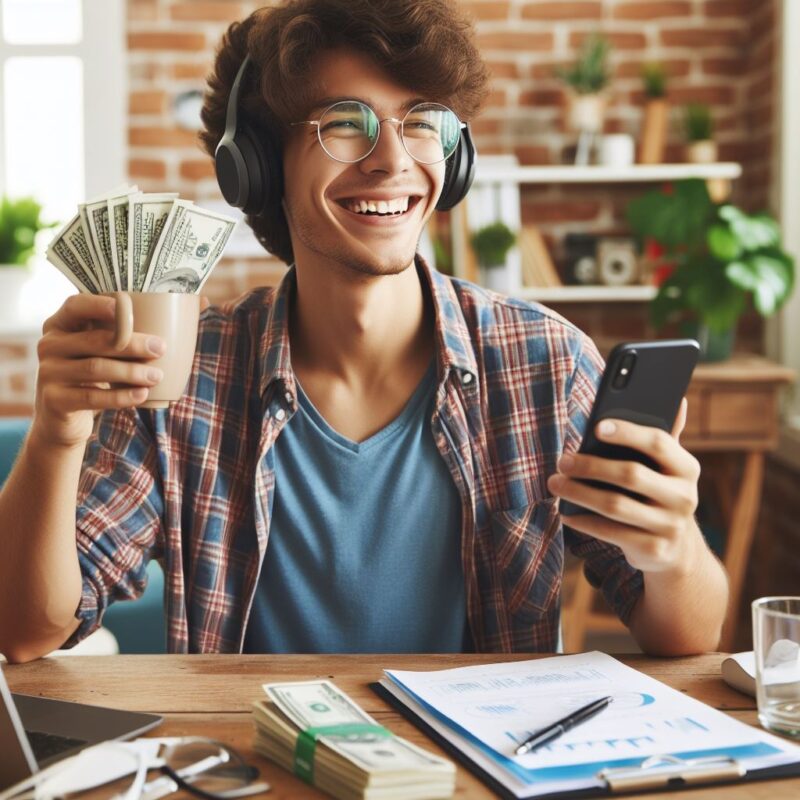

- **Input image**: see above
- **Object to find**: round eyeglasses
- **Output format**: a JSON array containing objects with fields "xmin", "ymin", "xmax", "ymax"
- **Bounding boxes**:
[{"xmin": 291, "ymin": 100, "xmax": 465, "ymax": 165}]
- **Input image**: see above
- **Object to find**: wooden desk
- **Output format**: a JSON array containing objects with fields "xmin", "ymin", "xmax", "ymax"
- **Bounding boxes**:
[
  {"xmin": 565, "ymin": 354, "xmax": 796, "ymax": 653},
  {"xmin": 4, "ymin": 654, "xmax": 799, "ymax": 799}
]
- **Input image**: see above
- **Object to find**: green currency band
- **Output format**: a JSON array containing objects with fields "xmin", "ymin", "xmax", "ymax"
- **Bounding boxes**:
[{"xmin": 293, "ymin": 723, "xmax": 393, "ymax": 784}]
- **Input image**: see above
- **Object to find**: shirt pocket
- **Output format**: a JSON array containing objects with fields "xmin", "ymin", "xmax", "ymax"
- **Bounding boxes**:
[{"xmin": 489, "ymin": 498, "xmax": 563, "ymax": 623}]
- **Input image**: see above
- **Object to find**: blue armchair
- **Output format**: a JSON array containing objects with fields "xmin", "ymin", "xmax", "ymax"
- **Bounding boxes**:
[{"xmin": 0, "ymin": 418, "xmax": 166, "ymax": 653}]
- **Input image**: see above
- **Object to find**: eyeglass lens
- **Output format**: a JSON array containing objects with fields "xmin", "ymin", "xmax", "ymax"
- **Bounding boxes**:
[{"xmin": 317, "ymin": 101, "xmax": 461, "ymax": 164}]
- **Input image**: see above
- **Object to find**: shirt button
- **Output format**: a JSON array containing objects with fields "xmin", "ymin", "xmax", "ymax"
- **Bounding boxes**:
[
  {"xmin": 284, "ymin": 391, "xmax": 293, "ymax": 404},
  {"xmin": 274, "ymin": 408, "xmax": 286, "ymax": 421},
  {"xmin": 461, "ymin": 372, "xmax": 474, "ymax": 385}
]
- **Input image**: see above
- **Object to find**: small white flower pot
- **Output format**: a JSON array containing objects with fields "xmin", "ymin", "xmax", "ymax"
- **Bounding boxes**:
[{"xmin": 685, "ymin": 139, "xmax": 718, "ymax": 164}]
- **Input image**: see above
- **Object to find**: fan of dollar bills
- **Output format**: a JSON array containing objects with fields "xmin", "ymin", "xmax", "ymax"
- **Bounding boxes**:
[
  {"xmin": 46, "ymin": 184, "xmax": 238, "ymax": 295},
  {"xmin": 254, "ymin": 680, "xmax": 456, "ymax": 800}
]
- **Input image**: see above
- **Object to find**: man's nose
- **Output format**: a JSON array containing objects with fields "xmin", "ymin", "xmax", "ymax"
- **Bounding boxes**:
[{"xmin": 359, "ymin": 118, "xmax": 412, "ymax": 174}]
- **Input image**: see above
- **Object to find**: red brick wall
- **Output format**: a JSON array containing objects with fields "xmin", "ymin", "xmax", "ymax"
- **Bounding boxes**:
[
  {"xmin": 0, "ymin": 0, "xmax": 781, "ymax": 408},
  {"xmin": 126, "ymin": 0, "xmax": 777, "ymax": 307},
  {"xmin": 740, "ymin": 0, "xmax": 776, "ymax": 213}
]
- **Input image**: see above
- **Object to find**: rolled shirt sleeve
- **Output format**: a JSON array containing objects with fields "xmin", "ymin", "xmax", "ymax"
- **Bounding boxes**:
[
  {"xmin": 62, "ymin": 408, "xmax": 164, "ymax": 648},
  {"xmin": 562, "ymin": 337, "xmax": 645, "ymax": 626}
]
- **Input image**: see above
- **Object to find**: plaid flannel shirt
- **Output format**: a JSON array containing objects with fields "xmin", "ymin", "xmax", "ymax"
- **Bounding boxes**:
[{"xmin": 67, "ymin": 257, "xmax": 644, "ymax": 653}]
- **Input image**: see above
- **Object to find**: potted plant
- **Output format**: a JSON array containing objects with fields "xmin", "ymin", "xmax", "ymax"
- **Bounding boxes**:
[
  {"xmin": 556, "ymin": 34, "xmax": 612, "ymax": 165},
  {"xmin": 638, "ymin": 62, "xmax": 669, "ymax": 164},
  {"xmin": 0, "ymin": 195, "xmax": 55, "ymax": 326},
  {"xmin": 683, "ymin": 103, "xmax": 716, "ymax": 163},
  {"xmin": 626, "ymin": 179, "xmax": 795, "ymax": 361},
  {"xmin": 471, "ymin": 221, "xmax": 517, "ymax": 292}
]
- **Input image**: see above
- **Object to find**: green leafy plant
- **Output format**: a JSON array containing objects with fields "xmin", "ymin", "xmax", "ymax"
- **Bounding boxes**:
[
  {"xmin": 683, "ymin": 103, "xmax": 713, "ymax": 142},
  {"xmin": 470, "ymin": 222, "xmax": 516, "ymax": 268},
  {"xmin": 0, "ymin": 196, "xmax": 55, "ymax": 267},
  {"xmin": 556, "ymin": 33, "xmax": 612, "ymax": 95},
  {"xmin": 642, "ymin": 62, "xmax": 667, "ymax": 99},
  {"xmin": 626, "ymin": 179, "xmax": 795, "ymax": 333}
]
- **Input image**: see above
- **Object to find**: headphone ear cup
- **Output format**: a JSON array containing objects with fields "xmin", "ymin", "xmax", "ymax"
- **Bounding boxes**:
[
  {"xmin": 435, "ymin": 125, "xmax": 476, "ymax": 211},
  {"xmin": 235, "ymin": 124, "xmax": 266, "ymax": 215},
  {"xmin": 239, "ymin": 120, "xmax": 284, "ymax": 216},
  {"xmin": 215, "ymin": 133, "xmax": 250, "ymax": 210},
  {"xmin": 215, "ymin": 118, "xmax": 283, "ymax": 216}
]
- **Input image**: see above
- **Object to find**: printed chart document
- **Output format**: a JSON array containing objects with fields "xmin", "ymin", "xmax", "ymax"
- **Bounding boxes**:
[{"xmin": 379, "ymin": 652, "xmax": 800, "ymax": 798}]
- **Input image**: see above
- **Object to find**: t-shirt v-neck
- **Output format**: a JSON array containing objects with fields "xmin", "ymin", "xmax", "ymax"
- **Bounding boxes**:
[{"xmin": 294, "ymin": 359, "xmax": 437, "ymax": 455}]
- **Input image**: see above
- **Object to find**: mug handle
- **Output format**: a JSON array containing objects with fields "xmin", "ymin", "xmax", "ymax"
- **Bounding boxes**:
[{"xmin": 112, "ymin": 292, "xmax": 134, "ymax": 351}]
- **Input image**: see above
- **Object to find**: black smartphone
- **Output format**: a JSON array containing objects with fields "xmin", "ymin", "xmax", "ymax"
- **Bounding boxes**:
[{"xmin": 559, "ymin": 339, "xmax": 700, "ymax": 517}]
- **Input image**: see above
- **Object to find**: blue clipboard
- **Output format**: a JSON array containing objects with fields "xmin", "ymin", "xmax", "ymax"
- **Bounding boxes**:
[{"xmin": 369, "ymin": 681, "xmax": 800, "ymax": 798}]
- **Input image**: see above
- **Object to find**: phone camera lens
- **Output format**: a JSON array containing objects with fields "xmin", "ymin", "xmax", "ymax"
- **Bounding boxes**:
[{"xmin": 612, "ymin": 352, "xmax": 636, "ymax": 389}]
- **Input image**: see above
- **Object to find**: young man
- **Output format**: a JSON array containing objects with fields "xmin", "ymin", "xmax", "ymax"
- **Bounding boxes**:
[{"xmin": 0, "ymin": 0, "xmax": 727, "ymax": 662}]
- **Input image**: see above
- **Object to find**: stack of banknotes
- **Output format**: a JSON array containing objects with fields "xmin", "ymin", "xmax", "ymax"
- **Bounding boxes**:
[
  {"xmin": 46, "ymin": 184, "xmax": 238, "ymax": 294},
  {"xmin": 253, "ymin": 680, "xmax": 456, "ymax": 799}
]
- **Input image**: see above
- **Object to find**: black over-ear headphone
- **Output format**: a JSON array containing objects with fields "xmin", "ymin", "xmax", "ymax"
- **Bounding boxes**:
[{"xmin": 215, "ymin": 55, "xmax": 477, "ymax": 215}]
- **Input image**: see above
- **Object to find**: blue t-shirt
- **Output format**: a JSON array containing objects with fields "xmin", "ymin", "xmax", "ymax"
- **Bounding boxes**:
[{"xmin": 244, "ymin": 361, "xmax": 466, "ymax": 653}]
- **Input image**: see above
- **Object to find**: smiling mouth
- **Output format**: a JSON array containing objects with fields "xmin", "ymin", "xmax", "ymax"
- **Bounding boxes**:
[{"xmin": 335, "ymin": 195, "xmax": 423, "ymax": 217}]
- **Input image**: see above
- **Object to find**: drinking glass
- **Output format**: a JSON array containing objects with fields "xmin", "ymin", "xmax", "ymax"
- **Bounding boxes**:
[{"xmin": 752, "ymin": 596, "xmax": 800, "ymax": 737}]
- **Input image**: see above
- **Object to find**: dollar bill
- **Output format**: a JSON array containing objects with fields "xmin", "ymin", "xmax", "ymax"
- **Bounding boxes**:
[
  {"xmin": 263, "ymin": 681, "xmax": 452, "ymax": 773},
  {"xmin": 108, "ymin": 195, "xmax": 131, "ymax": 292},
  {"xmin": 47, "ymin": 231, "xmax": 97, "ymax": 294},
  {"xmin": 77, "ymin": 203, "xmax": 109, "ymax": 291},
  {"xmin": 142, "ymin": 200, "xmax": 237, "ymax": 293},
  {"xmin": 128, "ymin": 192, "xmax": 179, "ymax": 292},
  {"xmin": 46, "ymin": 214, "xmax": 102, "ymax": 293},
  {"xmin": 85, "ymin": 185, "xmax": 137, "ymax": 291}
]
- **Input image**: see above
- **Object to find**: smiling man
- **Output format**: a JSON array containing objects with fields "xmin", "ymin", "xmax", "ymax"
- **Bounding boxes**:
[{"xmin": 0, "ymin": 0, "xmax": 728, "ymax": 662}]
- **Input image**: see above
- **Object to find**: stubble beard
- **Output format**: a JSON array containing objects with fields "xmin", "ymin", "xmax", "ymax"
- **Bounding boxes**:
[{"xmin": 286, "ymin": 198, "xmax": 420, "ymax": 279}]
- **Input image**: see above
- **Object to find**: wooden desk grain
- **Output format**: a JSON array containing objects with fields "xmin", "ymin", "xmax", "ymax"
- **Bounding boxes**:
[{"xmin": 4, "ymin": 654, "xmax": 800, "ymax": 799}]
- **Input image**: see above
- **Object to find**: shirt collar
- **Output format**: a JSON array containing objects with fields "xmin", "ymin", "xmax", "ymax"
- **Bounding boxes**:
[
  {"xmin": 257, "ymin": 255, "xmax": 479, "ymax": 400},
  {"xmin": 258, "ymin": 266, "xmax": 296, "ymax": 400},
  {"xmin": 416, "ymin": 254, "xmax": 479, "ymax": 383}
]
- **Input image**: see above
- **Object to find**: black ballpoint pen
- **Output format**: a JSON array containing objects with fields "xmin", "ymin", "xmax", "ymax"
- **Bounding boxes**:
[{"xmin": 514, "ymin": 696, "xmax": 613, "ymax": 756}]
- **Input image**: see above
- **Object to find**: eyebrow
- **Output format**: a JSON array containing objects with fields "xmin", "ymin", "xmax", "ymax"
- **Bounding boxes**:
[{"xmin": 307, "ymin": 95, "xmax": 427, "ymax": 116}]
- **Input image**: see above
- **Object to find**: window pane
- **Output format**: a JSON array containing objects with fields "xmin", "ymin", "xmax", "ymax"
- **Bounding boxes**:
[
  {"xmin": 2, "ymin": 0, "xmax": 81, "ymax": 44},
  {"xmin": 4, "ymin": 56, "xmax": 84, "ymax": 223}
]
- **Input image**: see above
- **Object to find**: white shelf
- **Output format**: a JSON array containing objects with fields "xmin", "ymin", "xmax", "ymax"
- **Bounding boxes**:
[
  {"xmin": 473, "ymin": 162, "xmax": 742, "ymax": 185},
  {"xmin": 515, "ymin": 285, "xmax": 658, "ymax": 303}
]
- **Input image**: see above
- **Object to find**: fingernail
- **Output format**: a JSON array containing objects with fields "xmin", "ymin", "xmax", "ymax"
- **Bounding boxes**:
[
  {"xmin": 147, "ymin": 368, "xmax": 163, "ymax": 383},
  {"xmin": 598, "ymin": 420, "xmax": 616, "ymax": 437},
  {"xmin": 131, "ymin": 387, "xmax": 148, "ymax": 401},
  {"xmin": 559, "ymin": 454, "xmax": 575, "ymax": 471},
  {"xmin": 148, "ymin": 337, "xmax": 166, "ymax": 355}
]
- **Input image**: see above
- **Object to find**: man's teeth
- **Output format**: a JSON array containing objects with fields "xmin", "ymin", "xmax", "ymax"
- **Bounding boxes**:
[{"xmin": 346, "ymin": 197, "xmax": 411, "ymax": 215}]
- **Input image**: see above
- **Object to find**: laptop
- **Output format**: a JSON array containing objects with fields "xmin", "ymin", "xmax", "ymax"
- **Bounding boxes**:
[{"xmin": 0, "ymin": 664, "xmax": 162, "ymax": 789}]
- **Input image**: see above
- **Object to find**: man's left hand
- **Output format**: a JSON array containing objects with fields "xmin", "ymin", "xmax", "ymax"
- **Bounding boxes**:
[{"xmin": 547, "ymin": 397, "xmax": 705, "ymax": 574}]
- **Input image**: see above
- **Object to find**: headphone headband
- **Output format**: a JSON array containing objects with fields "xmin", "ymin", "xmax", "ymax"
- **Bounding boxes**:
[{"xmin": 224, "ymin": 54, "xmax": 251, "ymax": 140}]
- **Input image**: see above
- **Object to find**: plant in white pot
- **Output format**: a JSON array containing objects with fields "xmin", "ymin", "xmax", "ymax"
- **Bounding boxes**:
[
  {"xmin": 471, "ymin": 221, "xmax": 517, "ymax": 293},
  {"xmin": 556, "ymin": 33, "xmax": 612, "ymax": 165},
  {"xmin": 0, "ymin": 196, "xmax": 54, "ymax": 327},
  {"xmin": 683, "ymin": 103, "xmax": 716, "ymax": 163}
]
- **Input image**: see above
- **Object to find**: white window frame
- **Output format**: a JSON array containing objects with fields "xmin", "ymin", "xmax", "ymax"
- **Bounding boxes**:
[
  {"xmin": 0, "ymin": 0, "xmax": 125, "ymax": 212},
  {"xmin": 775, "ymin": 0, "xmax": 800, "ymax": 467}
]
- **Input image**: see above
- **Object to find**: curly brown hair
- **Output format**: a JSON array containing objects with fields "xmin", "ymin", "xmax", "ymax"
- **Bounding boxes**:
[{"xmin": 199, "ymin": 0, "xmax": 490, "ymax": 265}]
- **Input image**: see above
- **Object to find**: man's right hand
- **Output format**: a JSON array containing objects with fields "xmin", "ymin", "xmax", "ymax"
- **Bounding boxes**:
[{"xmin": 33, "ymin": 294, "xmax": 166, "ymax": 449}]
